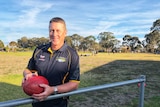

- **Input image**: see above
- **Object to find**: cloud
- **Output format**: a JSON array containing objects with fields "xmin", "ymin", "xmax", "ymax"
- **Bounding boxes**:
[
  {"xmin": 1, "ymin": 0, "xmax": 160, "ymax": 45},
  {"xmin": 14, "ymin": 0, "xmax": 53, "ymax": 26},
  {"xmin": 0, "ymin": 0, "xmax": 54, "ymax": 45}
]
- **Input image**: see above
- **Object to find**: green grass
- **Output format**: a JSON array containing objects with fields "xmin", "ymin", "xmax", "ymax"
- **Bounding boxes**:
[
  {"xmin": 144, "ymin": 96, "xmax": 160, "ymax": 107},
  {"xmin": 119, "ymin": 96, "xmax": 160, "ymax": 107},
  {"xmin": 0, "ymin": 52, "xmax": 160, "ymax": 107},
  {"xmin": 0, "ymin": 74, "xmax": 23, "ymax": 85}
]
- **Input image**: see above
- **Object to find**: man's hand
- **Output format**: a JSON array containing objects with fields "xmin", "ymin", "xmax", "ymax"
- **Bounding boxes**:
[
  {"xmin": 32, "ymin": 84, "xmax": 54, "ymax": 101},
  {"xmin": 22, "ymin": 69, "xmax": 38, "ymax": 83},
  {"xmin": 24, "ymin": 72, "xmax": 38, "ymax": 80}
]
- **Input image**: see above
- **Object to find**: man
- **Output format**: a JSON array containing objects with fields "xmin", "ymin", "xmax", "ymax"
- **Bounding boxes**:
[{"xmin": 23, "ymin": 17, "xmax": 80, "ymax": 107}]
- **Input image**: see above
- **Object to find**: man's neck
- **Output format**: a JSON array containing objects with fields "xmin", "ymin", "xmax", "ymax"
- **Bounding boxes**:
[{"xmin": 51, "ymin": 43, "xmax": 64, "ymax": 51}]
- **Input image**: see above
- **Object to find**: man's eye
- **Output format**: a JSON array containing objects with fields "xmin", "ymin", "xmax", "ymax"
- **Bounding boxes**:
[{"xmin": 50, "ymin": 30, "xmax": 54, "ymax": 32}]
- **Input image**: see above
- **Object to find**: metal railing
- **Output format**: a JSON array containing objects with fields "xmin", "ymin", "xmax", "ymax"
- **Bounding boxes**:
[{"xmin": 0, "ymin": 75, "xmax": 146, "ymax": 107}]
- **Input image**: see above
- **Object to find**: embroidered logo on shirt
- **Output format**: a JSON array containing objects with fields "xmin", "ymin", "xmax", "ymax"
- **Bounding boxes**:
[
  {"xmin": 56, "ymin": 57, "xmax": 66, "ymax": 62},
  {"xmin": 39, "ymin": 55, "xmax": 45, "ymax": 61}
]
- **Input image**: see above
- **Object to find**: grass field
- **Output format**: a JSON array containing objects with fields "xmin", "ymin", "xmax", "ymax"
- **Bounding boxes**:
[{"xmin": 0, "ymin": 52, "xmax": 160, "ymax": 107}]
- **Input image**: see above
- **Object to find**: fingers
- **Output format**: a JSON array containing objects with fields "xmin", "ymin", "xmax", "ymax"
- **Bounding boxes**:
[
  {"xmin": 24, "ymin": 73, "xmax": 38, "ymax": 80},
  {"xmin": 39, "ymin": 84, "xmax": 54, "ymax": 96},
  {"xmin": 32, "ymin": 84, "xmax": 51, "ymax": 101},
  {"xmin": 32, "ymin": 94, "xmax": 47, "ymax": 101},
  {"xmin": 22, "ymin": 73, "xmax": 38, "ymax": 84},
  {"xmin": 32, "ymin": 90, "xmax": 48, "ymax": 101},
  {"xmin": 39, "ymin": 84, "xmax": 48, "ymax": 88},
  {"xmin": 32, "ymin": 72, "xmax": 38, "ymax": 77}
]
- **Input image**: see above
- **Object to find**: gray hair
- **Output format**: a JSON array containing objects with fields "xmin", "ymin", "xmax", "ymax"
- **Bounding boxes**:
[{"xmin": 49, "ymin": 17, "xmax": 66, "ymax": 30}]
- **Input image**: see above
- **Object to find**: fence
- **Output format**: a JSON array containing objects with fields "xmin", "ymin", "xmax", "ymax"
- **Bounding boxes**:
[{"xmin": 0, "ymin": 75, "xmax": 146, "ymax": 107}]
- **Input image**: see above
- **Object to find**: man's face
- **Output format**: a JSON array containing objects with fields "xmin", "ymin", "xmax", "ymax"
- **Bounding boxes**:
[{"xmin": 49, "ymin": 22, "xmax": 66, "ymax": 47}]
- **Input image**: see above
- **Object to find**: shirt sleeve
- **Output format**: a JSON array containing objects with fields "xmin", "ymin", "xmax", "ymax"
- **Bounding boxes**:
[
  {"xmin": 68, "ymin": 50, "xmax": 80, "ymax": 82},
  {"xmin": 27, "ymin": 48, "xmax": 37, "ymax": 70}
]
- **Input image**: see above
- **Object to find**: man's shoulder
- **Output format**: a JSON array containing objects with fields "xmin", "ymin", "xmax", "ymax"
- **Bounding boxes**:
[
  {"xmin": 65, "ymin": 45, "xmax": 77, "ymax": 54},
  {"xmin": 36, "ymin": 43, "xmax": 50, "ymax": 50}
]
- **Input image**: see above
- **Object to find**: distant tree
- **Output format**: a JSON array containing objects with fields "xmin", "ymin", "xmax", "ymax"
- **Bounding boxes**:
[
  {"xmin": 98, "ymin": 32, "xmax": 117, "ymax": 52},
  {"xmin": 9, "ymin": 41, "xmax": 17, "ymax": 52},
  {"xmin": 144, "ymin": 18, "xmax": 160, "ymax": 53},
  {"xmin": 79, "ymin": 39, "xmax": 87, "ymax": 52},
  {"xmin": 70, "ymin": 34, "xmax": 83, "ymax": 50},
  {"xmin": 122, "ymin": 35, "xmax": 141, "ymax": 52},
  {"xmin": 85, "ymin": 35, "xmax": 96, "ymax": 50},
  {"xmin": 79, "ymin": 35, "xmax": 97, "ymax": 52},
  {"xmin": 144, "ymin": 30, "xmax": 160, "ymax": 52},
  {"xmin": 17, "ymin": 36, "xmax": 28, "ymax": 48},
  {"xmin": 34, "ymin": 37, "xmax": 49, "ymax": 47},
  {"xmin": 112, "ymin": 39, "xmax": 121, "ymax": 48},
  {"xmin": 65, "ymin": 36, "xmax": 73, "ymax": 48},
  {"xmin": 38, "ymin": 37, "xmax": 49, "ymax": 45},
  {"xmin": 0, "ymin": 40, "xmax": 4, "ymax": 48},
  {"xmin": 122, "ymin": 35, "xmax": 132, "ymax": 46},
  {"xmin": 5, "ymin": 45, "xmax": 9, "ymax": 52},
  {"xmin": 28, "ymin": 38, "xmax": 35, "ymax": 49},
  {"xmin": 93, "ymin": 42, "xmax": 101, "ymax": 52},
  {"xmin": 151, "ymin": 19, "xmax": 160, "ymax": 31},
  {"xmin": 17, "ymin": 36, "xmax": 49, "ymax": 50}
]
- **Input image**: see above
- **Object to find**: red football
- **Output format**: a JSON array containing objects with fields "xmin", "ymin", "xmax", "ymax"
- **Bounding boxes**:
[{"xmin": 22, "ymin": 76, "xmax": 49, "ymax": 96}]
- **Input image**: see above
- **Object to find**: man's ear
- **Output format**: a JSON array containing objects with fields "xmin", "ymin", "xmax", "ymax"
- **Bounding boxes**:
[{"xmin": 64, "ymin": 30, "xmax": 67, "ymax": 37}]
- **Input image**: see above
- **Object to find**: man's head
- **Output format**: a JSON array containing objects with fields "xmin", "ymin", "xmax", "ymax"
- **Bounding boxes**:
[{"xmin": 49, "ymin": 17, "xmax": 67, "ymax": 50}]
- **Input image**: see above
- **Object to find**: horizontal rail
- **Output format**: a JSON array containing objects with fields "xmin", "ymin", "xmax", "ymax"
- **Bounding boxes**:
[{"xmin": 0, "ymin": 75, "xmax": 146, "ymax": 107}]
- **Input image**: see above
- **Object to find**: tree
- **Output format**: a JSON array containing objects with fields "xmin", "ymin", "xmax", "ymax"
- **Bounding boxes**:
[
  {"xmin": 151, "ymin": 19, "xmax": 160, "ymax": 31},
  {"xmin": 33, "ymin": 37, "xmax": 49, "ymax": 48},
  {"xmin": 9, "ymin": 41, "xmax": 17, "ymax": 52},
  {"xmin": 17, "ymin": 36, "xmax": 49, "ymax": 50},
  {"xmin": 79, "ymin": 35, "xmax": 97, "ymax": 52},
  {"xmin": 122, "ymin": 35, "xmax": 141, "ymax": 52},
  {"xmin": 70, "ymin": 34, "xmax": 83, "ymax": 50},
  {"xmin": 143, "ymin": 19, "xmax": 160, "ymax": 53},
  {"xmin": 17, "ymin": 36, "xmax": 28, "ymax": 48},
  {"xmin": 85, "ymin": 35, "xmax": 96, "ymax": 50},
  {"xmin": 144, "ymin": 30, "xmax": 160, "ymax": 52},
  {"xmin": 98, "ymin": 32, "xmax": 117, "ymax": 52},
  {"xmin": 0, "ymin": 40, "xmax": 4, "ymax": 48},
  {"xmin": 65, "ymin": 36, "xmax": 73, "ymax": 48},
  {"xmin": 38, "ymin": 37, "xmax": 49, "ymax": 45}
]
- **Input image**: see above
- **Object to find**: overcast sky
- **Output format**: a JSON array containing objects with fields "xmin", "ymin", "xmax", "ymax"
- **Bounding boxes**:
[{"xmin": 0, "ymin": 0, "xmax": 160, "ymax": 45}]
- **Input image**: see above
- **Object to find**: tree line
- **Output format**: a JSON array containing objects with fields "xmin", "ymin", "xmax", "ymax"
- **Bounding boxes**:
[{"xmin": 0, "ymin": 18, "xmax": 160, "ymax": 53}]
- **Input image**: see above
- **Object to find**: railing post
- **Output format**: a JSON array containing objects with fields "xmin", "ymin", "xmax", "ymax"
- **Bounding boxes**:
[{"xmin": 138, "ymin": 75, "xmax": 146, "ymax": 107}]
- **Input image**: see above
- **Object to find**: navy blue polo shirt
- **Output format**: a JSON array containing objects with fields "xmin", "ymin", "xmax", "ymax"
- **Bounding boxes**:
[{"xmin": 27, "ymin": 42, "xmax": 80, "ymax": 86}]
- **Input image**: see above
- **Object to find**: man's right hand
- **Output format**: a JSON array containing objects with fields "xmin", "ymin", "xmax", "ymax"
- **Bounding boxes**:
[{"xmin": 22, "ymin": 69, "xmax": 38, "ymax": 82}]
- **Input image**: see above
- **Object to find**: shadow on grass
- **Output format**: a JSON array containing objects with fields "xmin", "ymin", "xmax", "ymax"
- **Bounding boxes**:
[
  {"xmin": 0, "ymin": 82, "xmax": 32, "ymax": 107},
  {"xmin": 70, "ymin": 60, "xmax": 160, "ymax": 107},
  {"xmin": 1, "ymin": 60, "xmax": 160, "ymax": 107}
]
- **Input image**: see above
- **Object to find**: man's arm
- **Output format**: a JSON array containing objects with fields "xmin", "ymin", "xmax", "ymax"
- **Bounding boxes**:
[
  {"xmin": 55, "ymin": 81, "xmax": 79, "ymax": 93},
  {"xmin": 32, "ymin": 81, "xmax": 79, "ymax": 101}
]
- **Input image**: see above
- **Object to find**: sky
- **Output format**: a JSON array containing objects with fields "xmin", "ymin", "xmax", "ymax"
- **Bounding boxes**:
[{"xmin": 0, "ymin": 0, "xmax": 160, "ymax": 45}]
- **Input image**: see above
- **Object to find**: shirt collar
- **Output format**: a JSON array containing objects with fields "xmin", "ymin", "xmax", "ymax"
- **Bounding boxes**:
[
  {"xmin": 47, "ymin": 42, "xmax": 68, "ymax": 53},
  {"xmin": 58, "ymin": 42, "xmax": 68, "ymax": 52}
]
